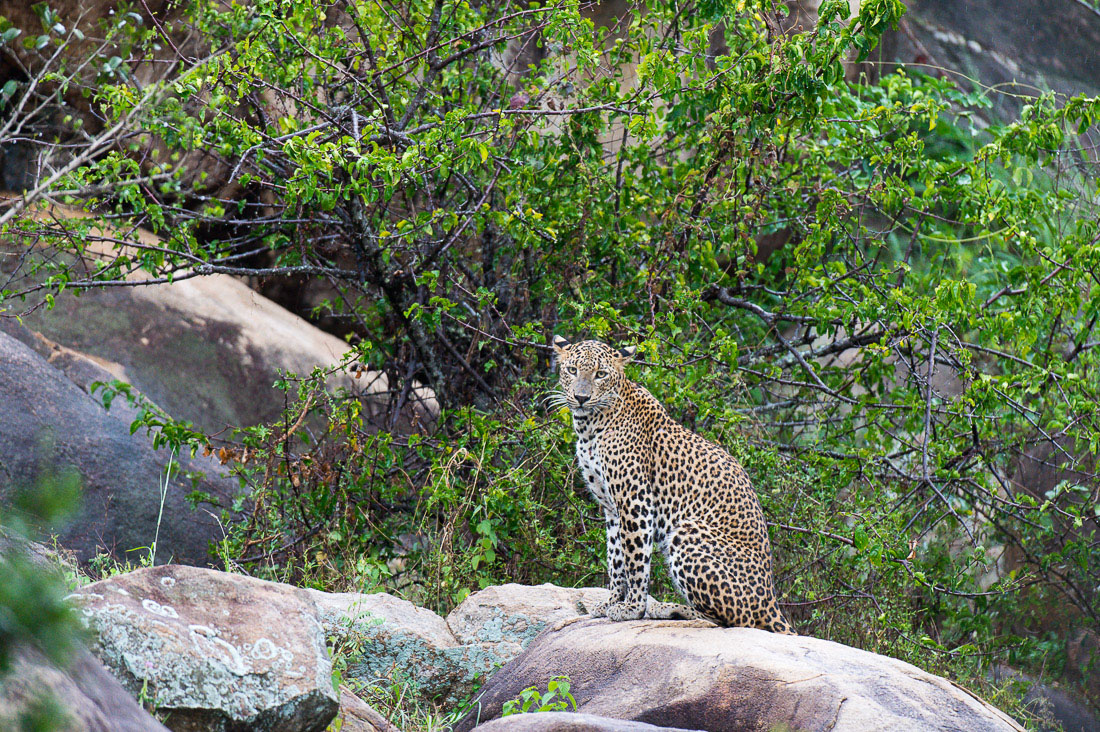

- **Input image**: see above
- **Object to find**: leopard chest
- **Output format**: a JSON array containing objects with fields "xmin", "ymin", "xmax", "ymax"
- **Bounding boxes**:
[{"xmin": 575, "ymin": 427, "xmax": 615, "ymax": 513}]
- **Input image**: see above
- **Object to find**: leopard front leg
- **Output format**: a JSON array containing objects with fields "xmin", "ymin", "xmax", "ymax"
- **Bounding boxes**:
[
  {"xmin": 585, "ymin": 509, "xmax": 627, "ymax": 618},
  {"xmin": 596, "ymin": 495, "xmax": 654, "ymax": 622}
]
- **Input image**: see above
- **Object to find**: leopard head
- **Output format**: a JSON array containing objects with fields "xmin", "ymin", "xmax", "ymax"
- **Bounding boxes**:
[{"xmin": 549, "ymin": 336, "xmax": 637, "ymax": 415}]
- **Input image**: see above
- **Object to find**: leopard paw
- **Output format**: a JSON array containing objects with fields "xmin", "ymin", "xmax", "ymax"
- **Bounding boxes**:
[
  {"xmin": 585, "ymin": 599, "xmax": 611, "ymax": 618},
  {"xmin": 603, "ymin": 601, "xmax": 646, "ymax": 621}
]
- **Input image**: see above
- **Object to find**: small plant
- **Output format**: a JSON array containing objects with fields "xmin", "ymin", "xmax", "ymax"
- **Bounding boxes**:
[
  {"xmin": 136, "ymin": 676, "xmax": 161, "ymax": 717},
  {"xmin": 327, "ymin": 604, "xmax": 383, "ymax": 694},
  {"xmin": 502, "ymin": 676, "xmax": 577, "ymax": 716},
  {"xmin": 147, "ymin": 448, "xmax": 176, "ymax": 567}
]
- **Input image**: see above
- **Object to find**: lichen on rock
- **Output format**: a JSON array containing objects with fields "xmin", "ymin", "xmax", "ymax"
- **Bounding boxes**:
[{"xmin": 70, "ymin": 565, "xmax": 338, "ymax": 732}]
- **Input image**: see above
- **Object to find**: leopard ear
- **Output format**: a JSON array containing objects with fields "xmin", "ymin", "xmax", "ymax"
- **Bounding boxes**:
[
  {"xmin": 552, "ymin": 335, "xmax": 570, "ymax": 356},
  {"xmin": 617, "ymin": 345, "xmax": 638, "ymax": 362}
]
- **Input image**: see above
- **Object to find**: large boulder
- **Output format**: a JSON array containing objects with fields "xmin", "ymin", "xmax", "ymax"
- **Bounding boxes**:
[
  {"xmin": 312, "ymin": 583, "xmax": 605, "ymax": 703},
  {"xmin": 310, "ymin": 588, "xmax": 492, "ymax": 703},
  {"xmin": 875, "ymin": 0, "xmax": 1100, "ymax": 120},
  {"xmin": 0, "ymin": 326, "xmax": 238, "ymax": 566},
  {"xmin": 0, "ymin": 646, "xmax": 169, "ymax": 732},
  {"xmin": 1, "ymin": 200, "xmax": 437, "ymax": 435},
  {"xmin": 455, "ymin": 618, "xmax": 1024, "ymax": 732},
  {"xmin": 69, "ymin": 565, "xmax": 338, "ymax": 732},
  {"xmin": 446, "ymin": 583, "xmax": 610, "ymax": 664},
  {"xmin": 12, "ymin": 264, "xmax": 435, "ymax": 435}
]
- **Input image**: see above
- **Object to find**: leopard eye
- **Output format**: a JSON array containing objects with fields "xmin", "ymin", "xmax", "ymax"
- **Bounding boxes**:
[
  {"xmin": 596, "ymin": 370, "xmax": 608, "ymax": 379},
  {"xmin": 565, "ymin": 366, "xmax": 577, "ymax": 375}
]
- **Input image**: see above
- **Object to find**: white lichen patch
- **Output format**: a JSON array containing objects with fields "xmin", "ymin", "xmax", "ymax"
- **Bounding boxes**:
[
  {"xmin": 142, "ymin": 598, "xmax": 178, "ymax": 618},
  {"xmin": 249, "ymin": 638, "xmax": 278, "ymax": 660}
]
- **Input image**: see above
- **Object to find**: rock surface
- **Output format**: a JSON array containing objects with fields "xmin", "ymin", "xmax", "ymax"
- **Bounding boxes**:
[
  {"xmin": 13, "ymin": 270, "xmax": 392, "ymax": 434},
  {"xmin": 60, "ymin": 576, "xmax": 1027, "ymax": 732},
  {"xmin": 312, "ymin": 583, "xmax": 604, "ymax": 702},
  {"xmin": 1, "ymin": 199, "xmax": 437, "ymax": 435},
  {"xmin": 70, "ymin": 565, "xmax": 338, "ymax": 732},
  {"xmin": 0, "ymin": 527, "xmax": 78, "ymax": 574},
  {"xmin": 2, "ymin": 210, "xmax": 435, "ymax": 435},
  {"xmin": 876, "ymin": 0, "xmax": 1100, "ymax": 121},
  {"xmin": 0, "ymin": 327, "xmax": 239, "ymax": 566},
  {"xmin": 446, "ymin": 583, "xmax": 610, "ymax": 664},
  {"xmin": 454, "ymin": 617, "xmax": 1025, "ymax": 732},
  {"xmin": 0, "ymin": 319, "xmax": 134, "ymax": 395},
  {"xmin": 0, "ymin": 645, "xmax": 170, "ymax": 732},
  {"xmin": 470, "ymin": 712, "xmax": 702, "ymax": 732},
  {"xmin": 990, "ymin": 665, "xmax": 1100, "ymax": 732},
  {"xmin": 311, "ymin": 588, "xmax": 478, "ymax": 701}
]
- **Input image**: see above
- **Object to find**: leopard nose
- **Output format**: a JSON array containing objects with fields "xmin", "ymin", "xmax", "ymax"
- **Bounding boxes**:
[{"xmin": 575, "ymin": 394, "xmax": 590, "ymax": 406}]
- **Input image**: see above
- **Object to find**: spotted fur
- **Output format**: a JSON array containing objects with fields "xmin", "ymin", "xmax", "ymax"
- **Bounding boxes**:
[{"xmin": 549, "ymin": 336, "xmax": 795, "ymax": 634}]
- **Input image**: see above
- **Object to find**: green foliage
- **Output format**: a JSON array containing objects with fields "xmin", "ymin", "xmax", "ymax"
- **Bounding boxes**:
[
  {"xmin": 340, "ymin": 674, "xmax": 469, "ymax": 732},
  {"xmin": 0, "ymin": 468, "xmax": 86, "ymax": 732},
  {"xmin": 0, "ymin": 469, "xmax": 83, "ymax": 675},
  {"xmin": 218, "ymin": 366, "xmax": 602, "ymax": 613},
  {"xmin": 3, "ymin": 0, "xmax": 1100, "ymax": 724},
  {"xmin": 502, "ymin": 676, "xmax": 578, "ymax": 716},
  {"xmin": 91, "ymin": 380, "xmax": 206, "ymax": 455},
  {"xmin": 326, "ymin": 604, "xmax": 383, "ymax": 695}
]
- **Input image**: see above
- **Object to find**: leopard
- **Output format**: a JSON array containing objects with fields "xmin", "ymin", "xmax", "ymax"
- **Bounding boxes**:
[{"xmin": 549, "ymin": 335, "xmax": 795, "ymax": 634}]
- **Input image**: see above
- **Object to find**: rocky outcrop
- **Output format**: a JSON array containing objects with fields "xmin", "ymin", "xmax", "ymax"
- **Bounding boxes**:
[
  {"xmin": 70, "ymin": 565, "xmax": 338, "ymax": 732},
  {"xmin": 1, "ymin": 199, "xmax": 437, "ymax": 435},
  {"xmin": 455, "ymin": 617, "xmax": 1025, "ymax": 732},
  {"xmin": 10, "ymin": 259, "xmax": 435, "ymax": 435},
  {"xmin": 61, "ymin": 574, "xmax": 609, "ymax": 727},
  {"xmin": 309, "ymin": 583, "xmax": 606, "ymax": 702},
  {"xmin": 0, "ymin": 645, "xmax": 169, "ymax": 732},
  {"xmin": 875, "ymin": 0, "xmax": 1100, "ymax": 121},
  {"xmin": 0, "ymin": 327, "xmax": 239, "ymax": 566},
  {"xmin": 311, "ymin": 588, "xmax": 479, "ymax": 702},
  {"xmin": 61, "ymin": 574, "xmax": 1028, "ymax": 732},
  {"xmin": 67, "ymin": 572, "xmax": 605, "ymax": 728},
  {"xmin": 470, "ymin": 713, "xmax": 703, "ymax": 732},
  {"xmin": 0, "ymin": 201, "xmax": 436, "ymax": 566},
  {"xmin": 18, "ymin": 268, "xmax": 414, "ymax": 434},
  {"xmin": 446, "ymin": 583, "xmax": 609, "ymax": 662}
]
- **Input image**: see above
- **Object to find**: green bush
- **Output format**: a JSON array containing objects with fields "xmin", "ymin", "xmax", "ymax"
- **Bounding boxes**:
[{"xmin": 0, "ymin": 468, "xmax": 86, "ymax": 732}]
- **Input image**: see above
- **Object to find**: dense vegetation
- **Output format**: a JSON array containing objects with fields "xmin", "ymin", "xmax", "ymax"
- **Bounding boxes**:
[{"xmin": 2, "ymin": 0, "xmax": 1100, "ymax": 726}]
